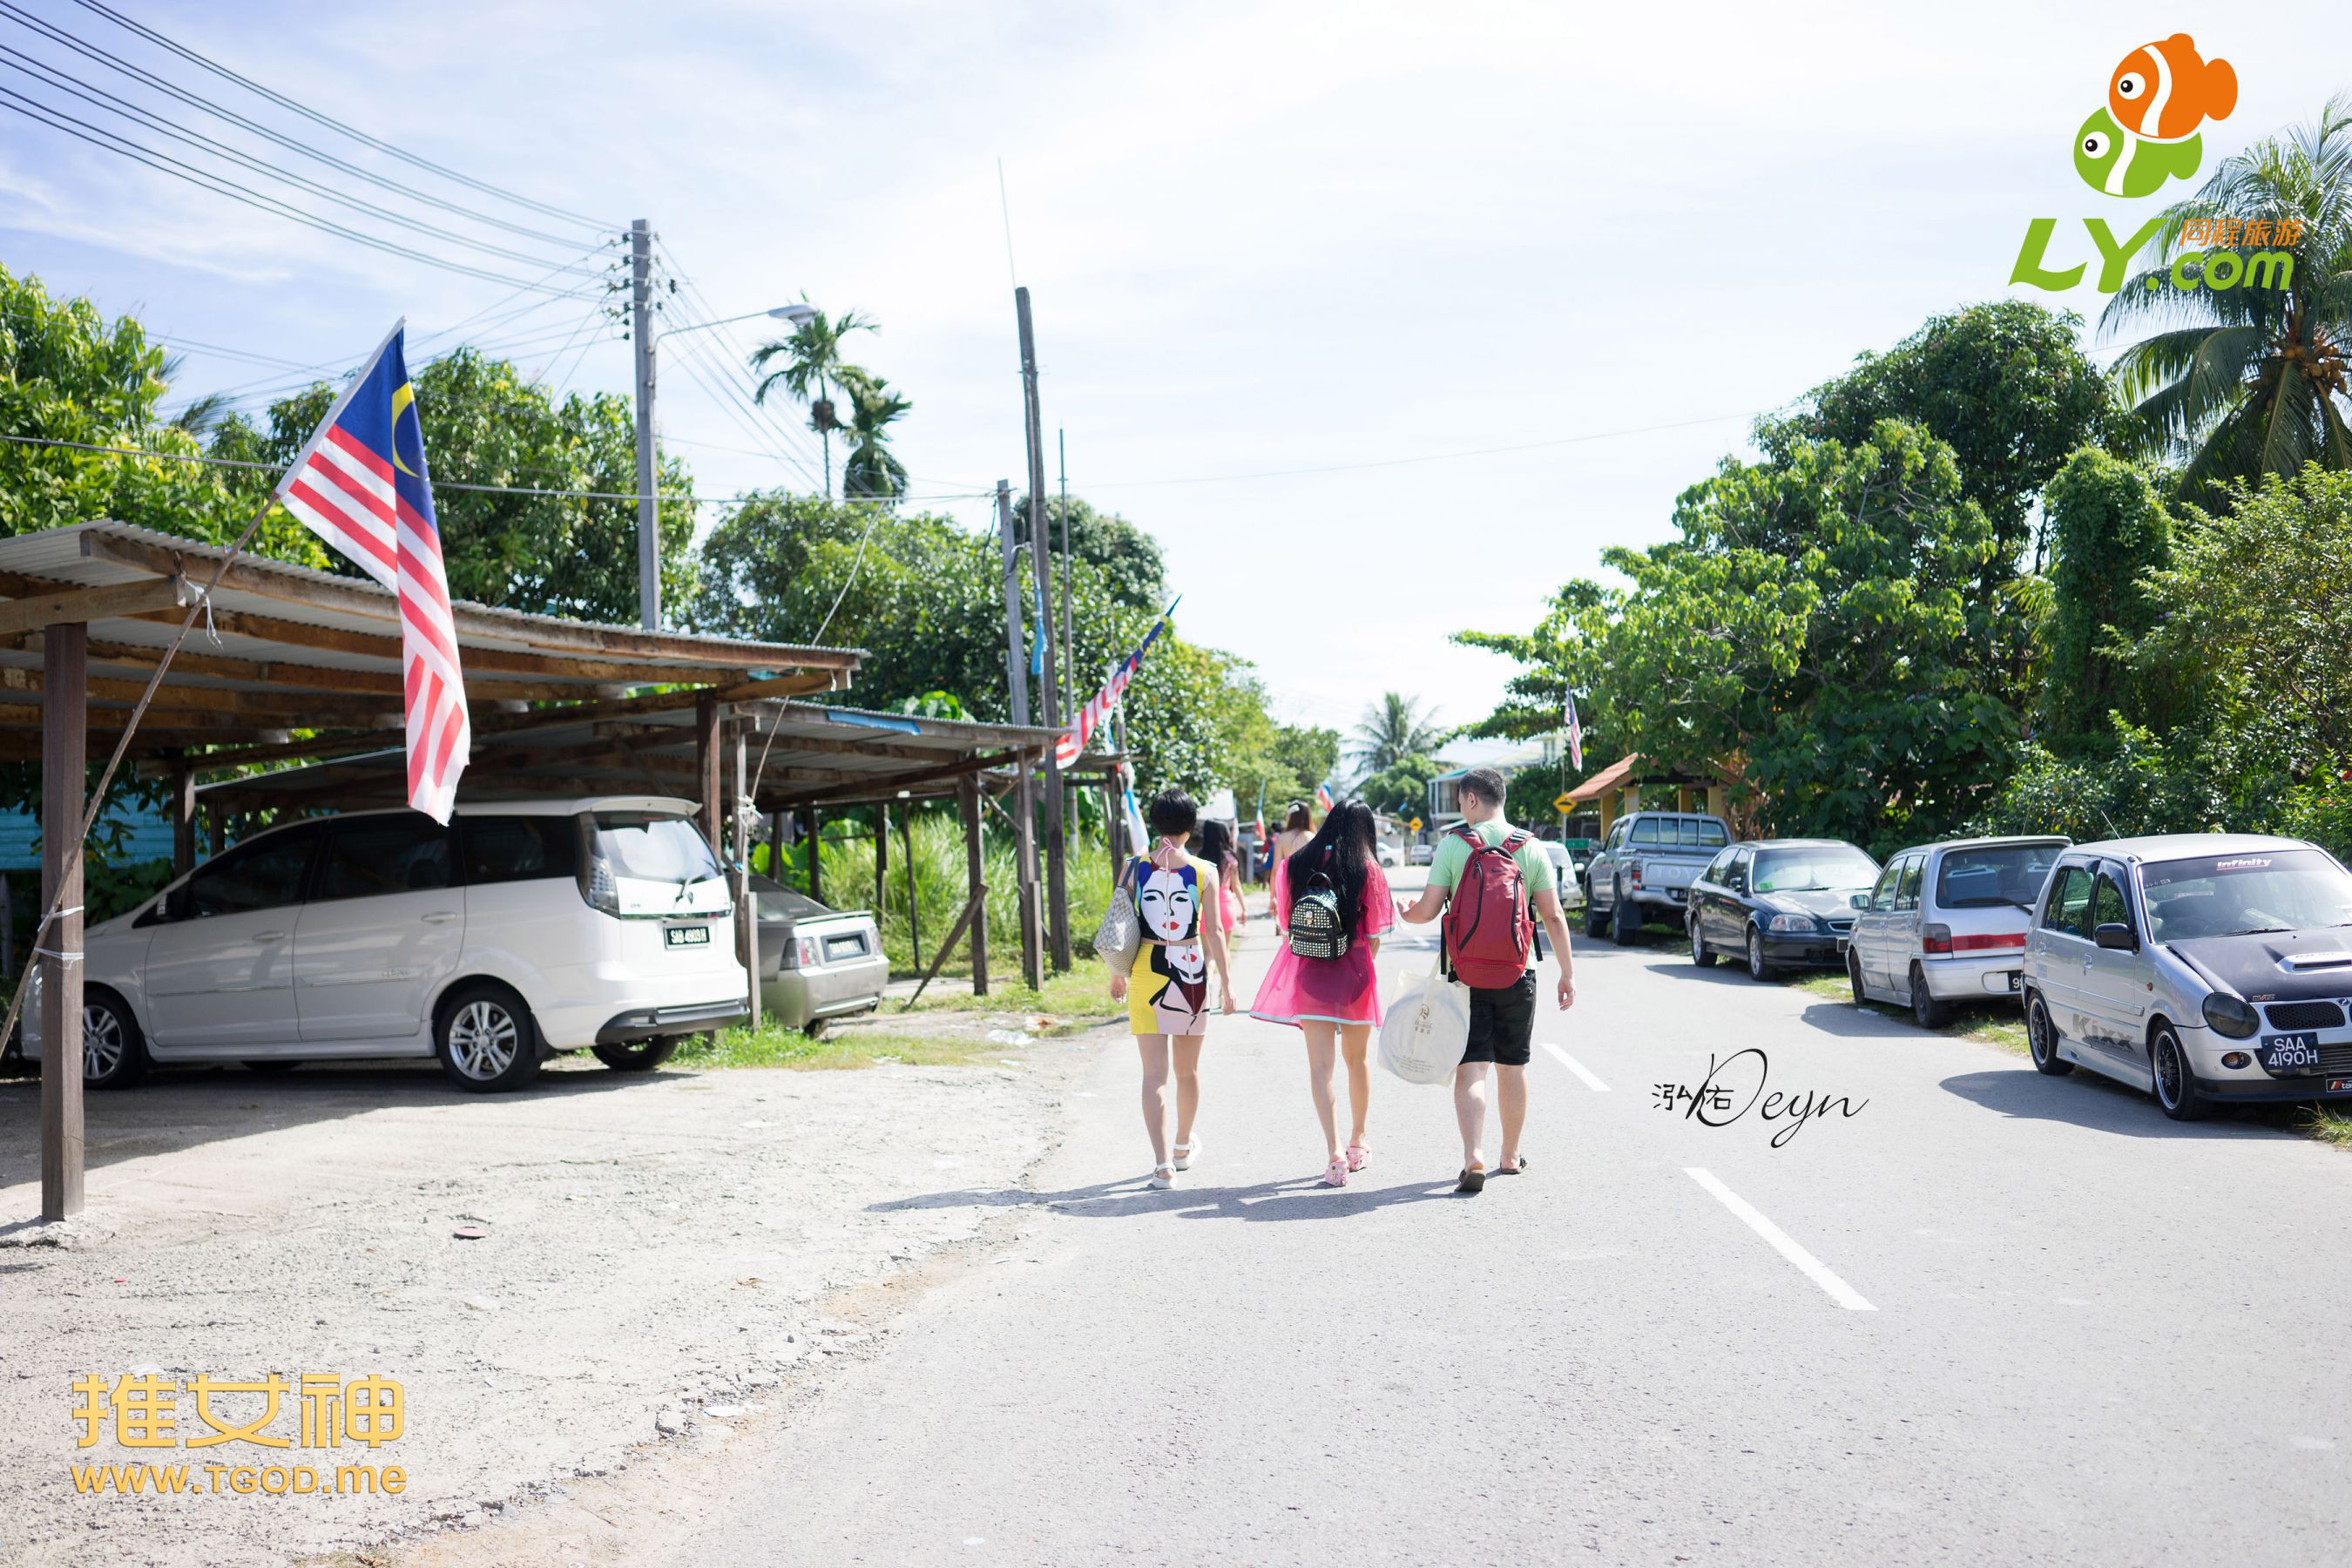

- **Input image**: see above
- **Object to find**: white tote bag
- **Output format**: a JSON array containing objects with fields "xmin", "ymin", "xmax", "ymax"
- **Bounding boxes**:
[{"xmin": 1378, "ymin": 953, "xmax": 1471, "ymax": 1085}]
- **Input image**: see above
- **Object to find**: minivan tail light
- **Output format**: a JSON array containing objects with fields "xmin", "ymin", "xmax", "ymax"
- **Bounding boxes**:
[{"xmin": 1921, "ymin": 923, "xmax": 1952, "ymax": 955}]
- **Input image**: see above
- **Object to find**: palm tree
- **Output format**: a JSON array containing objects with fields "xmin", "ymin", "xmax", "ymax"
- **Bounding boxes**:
[
  {"xmin": 1351, "ymin": 692, "xmax": 1447, "ymax": 772},
  {"xmin": 749, "ymin": 300, "xmax": 875, "ymax": 497},
  {"xmin": 2104, "ymin": 95, "xmax": 2352, "ymax": 496},
  {"xmin": 837, "ymin": 367, "xmax": 910, "ymax": 501}
]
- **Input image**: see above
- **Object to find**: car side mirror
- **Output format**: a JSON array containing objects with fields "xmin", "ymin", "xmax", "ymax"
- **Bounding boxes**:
[
  {"xmin": 2093, "ymin": 922, "xmax": 2138, "ymax": 951},
  {"xmin": 1848, "ymin": 892, "xmax": 1869, "ymax": 910}
]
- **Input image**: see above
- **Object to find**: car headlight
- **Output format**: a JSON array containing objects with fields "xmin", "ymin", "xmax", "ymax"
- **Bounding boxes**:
[
  {"xmin": 1764, "ymin": 912, "xmax": 1815, "ymax": 934},
  {"xmin": 2201, "ymin": 993, "xmax": 2260, "ymax": 1038}
]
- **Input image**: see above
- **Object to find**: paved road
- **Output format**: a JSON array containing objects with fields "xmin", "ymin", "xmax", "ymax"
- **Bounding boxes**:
[{"xmin": 661, "ymin": 882, "xmax": 2352, "ymax": 1565}]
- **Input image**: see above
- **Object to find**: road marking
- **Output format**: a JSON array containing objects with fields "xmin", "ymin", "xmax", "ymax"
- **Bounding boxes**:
[
  {"xmin": 1540, "ymin": 1041, "xmax": 1610, "ymax": 1092},
  {"xmin": 1683, "ymin": 1167, "xmax": 1876, "ymax": 1312}
]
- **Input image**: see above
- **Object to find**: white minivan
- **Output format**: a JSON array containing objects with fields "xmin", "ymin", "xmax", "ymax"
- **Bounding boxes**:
[
  {"xmin": 24, "ymin": 797, "xmax": 748, "ymax": 1092},
  {"xmin": 1845, "ymin": 835, "xmax": 2070, "ymax": 1027}
]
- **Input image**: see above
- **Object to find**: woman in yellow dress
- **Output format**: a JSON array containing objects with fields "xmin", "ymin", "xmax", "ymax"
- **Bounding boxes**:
[{"xmin": 1108, "ymin": 790, "xmax": 1236, "ymax": 1189}]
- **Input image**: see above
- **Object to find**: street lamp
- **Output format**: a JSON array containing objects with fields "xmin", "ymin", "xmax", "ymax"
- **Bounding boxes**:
[{"xmin": 666, "ymin": 303, "xmax": 817, "ymax": 336}]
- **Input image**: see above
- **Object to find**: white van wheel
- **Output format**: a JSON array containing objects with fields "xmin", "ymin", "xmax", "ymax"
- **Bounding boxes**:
[{"xmin": 436, "ymin": 985, "xmax": 542, "ymax": 1093}]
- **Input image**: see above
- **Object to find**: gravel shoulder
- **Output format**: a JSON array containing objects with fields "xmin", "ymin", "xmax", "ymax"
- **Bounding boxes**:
[{"xmin": 0, "ymin": 1022, "xmax": 1105, "ymax": 1567}]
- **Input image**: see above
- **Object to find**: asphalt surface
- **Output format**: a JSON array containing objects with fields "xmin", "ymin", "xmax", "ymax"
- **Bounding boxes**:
[{"xmin": 653, "ymin": 876, "xmax": 2352, "ymax": 1565}]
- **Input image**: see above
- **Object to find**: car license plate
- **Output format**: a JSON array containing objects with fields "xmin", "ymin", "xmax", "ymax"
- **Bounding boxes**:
[
  {"xmin": 2004, "ymin": 971, "xmax": 2021, "ymax": 991},
  {"xmin": 664, "ymin": 924, "xmax": 711, "ymax": 949},
  {"xmin": 2260, "ymin": 1031, "xmax": 2322, "ymax": 1074}
]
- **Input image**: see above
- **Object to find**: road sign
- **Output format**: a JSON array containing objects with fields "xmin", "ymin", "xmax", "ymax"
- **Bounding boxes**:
[
  {"xmin": 1408, "ymin": 816, "xmax": 1423, "ymax": 833},
  {"xmin": 1553, "ymin": 792, "xmax": 1578, "ymax": 814}
]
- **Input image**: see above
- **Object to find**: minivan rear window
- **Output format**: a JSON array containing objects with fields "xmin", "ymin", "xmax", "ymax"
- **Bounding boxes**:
[{"xmin": 591, "ymin": 812, "xmax": 723, "ymax": 884}]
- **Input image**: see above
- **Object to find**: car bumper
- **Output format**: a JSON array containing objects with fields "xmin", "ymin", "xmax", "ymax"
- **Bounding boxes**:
[
  {"xmin": 2193, "ymin": 1073, "xmax": 2352, "ymax": 1103},
  {"xmin": 762, "ymin": 957, "xmax": 889, "ymax": 1030},
  {"xmin": 536, "ymin": 958, "xmax": 750, "ymax": 1050},
  {"xmin": 1923, "ymin": 952, "xmax": 2029, "ymax": 1001},
  {"xmin": 592, "ymin": 998, "xmax": 749, "ymax": 1046},
  {"xmin": 1759, "ymin": 931, "xmax": 1845, "ymax": 969}
]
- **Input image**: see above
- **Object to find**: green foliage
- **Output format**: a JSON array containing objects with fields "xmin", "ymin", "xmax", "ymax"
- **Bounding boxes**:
[
  {"xmin": 2101, "ymin": 95, "xmax": 2352, "ymax": 500},
  {"xmin": 1505, "ymin": 765, "xmax": 1567, "ymax": 828},
  {"xmin": 1356, "ymin": 752, "xmax": 1441, "ymax": 817},
  {"xmin": 1349, "ymin": 692, "xmax": 1447, "ymax": 773},
  {"xmin": 1976, "ymin": 720, "xmax": 2226, "ymax": 843},
  {"xmin": 835, "ymin": 366, "xmax": 909, "ymax": 500},
  {"xmin": 2038, "ymin": 449, "xmax": 2174, "ymax": 754},
  {"xmin": 748, "ymin": 303, "xmax": 875, "ymax": 499},
  {"xmin": 1761, "ymin": 300, "xmax": 2117, "ymax": 564},
  {"xmin": 1015, "ymin": 494, "xmax": 1167, "ymax": 610},
  {"xmin": 245, "ymin": 348, "xmax": 694, "ymax": 621}
]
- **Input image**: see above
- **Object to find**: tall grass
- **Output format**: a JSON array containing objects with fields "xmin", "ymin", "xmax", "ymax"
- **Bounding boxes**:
[{"xmin": 766, "ymin": 808, "xmax": 1119, "ymax": 977}]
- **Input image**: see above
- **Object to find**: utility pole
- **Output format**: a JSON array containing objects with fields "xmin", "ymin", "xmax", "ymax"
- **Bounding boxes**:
[
  {"xmin": 630, "ymin": 218, "xmax": 660, "ymax": 632},
  {"xmin": 997, "ymin": 482, "xmax": 1029, "ymax": 727},
  {"xmin": 997, "ymin": 481, "xmax": 1044, "ymax": 987},
  {"xmin": 1017, "ymin": 287, "xmax": 1070, "ymax": 971}
]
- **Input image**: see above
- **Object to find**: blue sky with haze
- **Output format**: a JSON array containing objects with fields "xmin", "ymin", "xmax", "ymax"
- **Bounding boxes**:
[{"xmin": 3, "ymin": 0, "xmax": 2342, "ymax": 740}]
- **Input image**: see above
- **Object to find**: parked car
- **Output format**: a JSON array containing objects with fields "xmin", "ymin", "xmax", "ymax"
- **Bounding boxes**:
[
  {"xmin": 1539, "ymin": 841, "xmax": 1587, "ymax": 910},
  {"xmin": 1408, "ymin": 841, "xmax": 1435, "ymax": 867},
  {"xmin": 24, "ymin": 798, "xmax": 748, "ymax": 1094},
  {"xmin": 1847, "ymin": 835, "xmax": 2068, "ymax": 1027},
  {"xmin": 1687, "ymin": 838, "xmax": 1878, "ymax": 979},
  {"xmin": 1584, "ymin": 810, "xmax": 1733, "ymax": 943},
  {"xmin": 2021, "ymin": 834, "xmax": 2352, "ymax": 1120},
  {"xmin": 749, "ymin": 875, "xmax": 889, "ymax": 1030},
  {"xmin": 1375, "ymin": 842, "xmax": 1402, "ymax": 868}
]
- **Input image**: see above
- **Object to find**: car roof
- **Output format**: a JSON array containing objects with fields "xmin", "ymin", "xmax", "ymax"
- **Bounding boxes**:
[
  {"xmin": 2065, "ymin": 833, "xmax": 2312, "ymax": 862},
  {"xmin": 1741, "ymin": 838, "xmax": 1866, "ymax": 850},
  {"xmin": 1889, "ymin": 834, "xmax": 2071, "ymax": 858}
]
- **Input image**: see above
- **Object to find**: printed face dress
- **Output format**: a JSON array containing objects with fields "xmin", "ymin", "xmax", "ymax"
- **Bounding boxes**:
[{"xmin": 1130, "ymin": 856, "xmax": 1211, "ymax": 1036}]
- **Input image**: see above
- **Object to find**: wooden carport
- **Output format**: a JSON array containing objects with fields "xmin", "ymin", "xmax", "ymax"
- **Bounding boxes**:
[{"xmin": 0, "ymin": 522, "xmax": 1051, "ymax": 1225}]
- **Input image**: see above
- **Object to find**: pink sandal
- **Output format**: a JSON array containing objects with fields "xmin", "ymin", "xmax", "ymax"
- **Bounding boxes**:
[
  {"xmin": 1321, "ymin": 1155, "xmax": 1348, "ymax": 1187},
  {"xmin": 1345, "ymin": 1143, "xmax": 1370, "ymax": 1173}
]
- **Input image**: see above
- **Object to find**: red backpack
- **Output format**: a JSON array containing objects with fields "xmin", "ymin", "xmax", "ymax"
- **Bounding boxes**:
[{"xmin": 1443, "ymin": 823, "xmax": 1533, "ymax": 988}]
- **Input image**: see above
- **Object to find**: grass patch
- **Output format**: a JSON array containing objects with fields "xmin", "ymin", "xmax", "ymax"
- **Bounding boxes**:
[
  {"xmin": 1793, "ymin": 970, "xmax": 2028, "ymax": 1054},
  {"xmin": 672, "ymin": 1023, "xmax": 1009, "ymax": 1072},
  {"xmin": 902, "ymin": 956, "xmax": 1120, "ymax": 1022},
  {"xmin": 2302, "ymin": 1106, "xmax": 2352, "ymax": 1149}
]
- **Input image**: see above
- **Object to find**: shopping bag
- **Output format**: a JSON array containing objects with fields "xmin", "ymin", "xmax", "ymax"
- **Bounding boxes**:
[
  {"xmin": 1378, "ymin": 954, "xmax": 1470, "ymax": 1085},
  {"xmin": 1092, "ymin": 864, "xmax": 1141, "ymax": 976}
]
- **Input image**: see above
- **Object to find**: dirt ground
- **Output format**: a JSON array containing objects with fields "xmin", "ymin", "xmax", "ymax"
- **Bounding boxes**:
[{"xmin": 0, "ymin": 1020, "xmax": 1106, "ymax": 1567}]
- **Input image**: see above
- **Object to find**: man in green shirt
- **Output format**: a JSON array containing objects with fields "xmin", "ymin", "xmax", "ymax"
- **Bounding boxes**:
[{"xmin": 1396, "ymin": 767, "xmax": 1577, "ymax": 1191}]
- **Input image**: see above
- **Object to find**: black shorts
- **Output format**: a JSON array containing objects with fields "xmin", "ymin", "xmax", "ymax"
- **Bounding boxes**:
[{"xmin": 1460, "ymin": 971, "xmax": 1538, "ymax": 1067}]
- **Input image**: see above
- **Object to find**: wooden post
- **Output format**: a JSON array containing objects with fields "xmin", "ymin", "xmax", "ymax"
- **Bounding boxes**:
[
  {"xmin": 733, "ymin": 727, "xmax": 759, "ymax": 1031},
  {"xmin": 807, "ymin": 808, "xmax": 823, "ymax": 904},
  {"xmin": 40, "ymin": 621, "xmax": 86, "ymax": 1221},
  {"xmin": 768, "ymin": 809, "xmax": 786, "ymax": 879},
  {"xmin": 169, "ymin": 752, "xmax": 196, "ymax": 879},
  {"xmin": 902, "ymin": 803, "xmax": 922, "ymax": 974},
  {"xmin": 874, "ymin": 802, "xmax": 889, "ymax": 921},
  {"xmin": 1014, "ymin": 768, "xmax": 1044, "ymax": 990},
  {"xmin": 960, "ymin": 775, "xmax": 989, "ymax": 997},
  {"xmin": 696, "ymin": 694, "xmax": 723, "ymax": 857}
]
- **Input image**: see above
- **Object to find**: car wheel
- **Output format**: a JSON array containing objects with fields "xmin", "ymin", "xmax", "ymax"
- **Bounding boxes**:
[
  {"xmin": 82, "ymin": 990, "xmax": 148, "ymax": 1091},
  {"xmin": 1690, "ymin": 916, "xmax": 1717, "ymax": 967},
  {"xmin": 1611, "ymin": 889, "xmax": 1641, "ymax": 945},
  {"xmin": 435, "ymin": 983, "xmax": 542, "ymax": 1093},
  {"xmin": 1746, "ymin": 927, "xmax": 1776, "ymax": 981},
  {"xmin": 1583, "ymin": 882, "xmax": 1606, "ymax": 940},
  {"xmin": 1908, "ymin": 963, "xmax": 1950, "ymax": 1029},
  {"xmin": 2026, "ymin": 990, "xmax": 2072, "ymax": 1077},
  {"xmin": 1847, "ymin": 949, "xmax": 1869, "ymax": 1006},
  {"xmin": 592, "ymin": 1039, "xmax": 679, "ymax": 1072},
  {"xmin": 2150, "ymin": 1022, "xmax": 2210, "ymax": 1121}
]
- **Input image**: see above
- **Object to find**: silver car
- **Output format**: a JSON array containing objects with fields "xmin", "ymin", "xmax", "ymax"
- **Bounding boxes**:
[
  {"xmin": 1846, "ymin": 835, "xmax": 2068, "ymax": 1027},
  {"xmin": 749, "ymin": 875, "xmax": 889, "ymax": 1031},
  {"xmin": 2021, "ymin": 834, "xmax": 2352, "ymax": 1120}
]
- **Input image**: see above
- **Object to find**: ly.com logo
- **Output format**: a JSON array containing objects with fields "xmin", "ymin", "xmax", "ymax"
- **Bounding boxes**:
[{"xmin": 2075, "ymin": 33, "xmax": 2234, "ymax": 197}]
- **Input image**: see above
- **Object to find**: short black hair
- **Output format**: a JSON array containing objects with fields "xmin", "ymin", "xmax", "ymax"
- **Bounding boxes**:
[
  {"xmin": 1146, "ymin": 789, "xmax": 1199, "ymax": 840},
  {"xmin": 1459, "ymin": 767, "xmax": 1508, "ymax": 808}
]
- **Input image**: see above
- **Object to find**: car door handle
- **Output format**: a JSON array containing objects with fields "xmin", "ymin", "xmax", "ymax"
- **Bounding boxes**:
[
  {"xmin": 422, "ymin": 912, "xmax": 459, "ymax": 924},
  {"xmin": 255, "ymin": 930, "xmax": 288, "ymax": 943}
]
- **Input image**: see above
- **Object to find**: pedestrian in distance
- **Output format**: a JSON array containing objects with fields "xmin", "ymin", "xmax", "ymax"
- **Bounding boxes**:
[
  {"xmin": 1251, "ymin": 801, "xmax": 1394, "ymax": 1186},
  {"xmin": 1199, "ymin": 817, "xmax": 1247, "ymax": 935},
  {"xmin": 1395, "ymin": 767, "xmax": 1577, "ymax": 1193},
  {"xmin": 1273, "ymin": 801, "xmax": 1315, "ymax": 868},
  {"xmin": 1108, "ymin": 789, "xmax": 1238, "ymax": 1190}
]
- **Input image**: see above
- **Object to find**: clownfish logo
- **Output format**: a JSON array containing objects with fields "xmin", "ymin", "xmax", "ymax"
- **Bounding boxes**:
[{"xmin": 2072, "ymin": 33, "xmax": 2236, "ymax": 198}]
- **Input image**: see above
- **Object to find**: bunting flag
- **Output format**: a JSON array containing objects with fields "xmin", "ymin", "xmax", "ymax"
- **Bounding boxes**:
[
  {"xmin": 1564, "ymin": 688, "xmax": 1585, "ymax": 774},
  {"xmin": 1315, "ymin": 783, "xmax": 1335, "ymax": 812},
  {"xmin": 273, "ymin": 321, "xmax": 470, "ymax": 821},
  {"xmin": 1053, "ymin": 595, "xmax": 1179, "ymax": 767}
]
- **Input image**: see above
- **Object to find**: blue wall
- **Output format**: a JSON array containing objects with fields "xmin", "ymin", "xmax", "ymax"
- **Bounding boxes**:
[{"xmin": 0, "ymin": 803, "xmax": 175, "ymax": 873}]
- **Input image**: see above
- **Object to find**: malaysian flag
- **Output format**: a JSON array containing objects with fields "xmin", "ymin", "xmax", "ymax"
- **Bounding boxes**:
[
  {"xmin": 1563, "ymin": 687, "xmax": 1584, "ymax": 774},
  {"xmin": 274, "ymin": 322, "xmax": 470, "ymax": 821},
  {"xmin": 1053, "ymin": 595, "xmax": 1179, "ymax": 768}
]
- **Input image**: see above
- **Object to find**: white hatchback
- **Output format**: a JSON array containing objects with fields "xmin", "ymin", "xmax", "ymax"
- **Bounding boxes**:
[
  {"xmin": 24, "ymin": 796, "xmax": 748, "ymax": 1092},
  {"xmin": 1846, "ymin": 835, "xmax": 2070, "ymax": 1027}
]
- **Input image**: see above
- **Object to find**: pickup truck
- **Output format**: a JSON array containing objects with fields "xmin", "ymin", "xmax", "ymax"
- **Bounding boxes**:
[{"xmin": 1583, "ymin": 811, "xmax": 1734, "ymax": 943}]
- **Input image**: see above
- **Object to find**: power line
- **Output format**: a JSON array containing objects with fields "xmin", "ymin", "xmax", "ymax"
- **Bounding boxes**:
[{"xmin": 58, "ymin": 0, "xmax": 616, "ymax": 232}]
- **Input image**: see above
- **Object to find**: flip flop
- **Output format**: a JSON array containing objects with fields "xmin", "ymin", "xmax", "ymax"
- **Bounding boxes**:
[
  {"xmin": 1456, "ymin": 1167, "xmax": 1486, "ymax": 1194},
  {"xmin": 1494, "ymin": 1154, "xmax": 1528, "ymax": 1175}
]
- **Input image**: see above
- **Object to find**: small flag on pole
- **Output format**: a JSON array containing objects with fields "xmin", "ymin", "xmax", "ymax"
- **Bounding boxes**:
[
  {"xmin": 274, "ymin": 321, "xmax": 470, "ymax": 821},
  {"xmin": 1563, "ymin": 688, "xmax": 1584, "ymax": 775},
  {"xmin": 1315, "ymin": 782, "xmax": 1335, "ymax": 813}
]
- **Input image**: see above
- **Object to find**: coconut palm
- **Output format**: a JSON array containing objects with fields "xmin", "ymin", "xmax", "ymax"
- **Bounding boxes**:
[
  {"xmin": 837, "ymin": 367, "xmax": 910, "ymax": 501},
  {"xmin": 749, "ymin": 301, "xmax": 875, "ymax": 497},
  {"xmin": 1351, "ymin": 692, "xmax": 1447, "ymax": 773},
  {"xmin": 2103, "ymin": 95, "xmax": 2352, "ymax": 496}
]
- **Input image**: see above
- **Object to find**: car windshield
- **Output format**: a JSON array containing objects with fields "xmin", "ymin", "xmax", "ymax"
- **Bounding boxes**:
[
  {"xmin": 1753, "ymin": 848, "xmax": 1878, "ymax": 894},
  {"xmin": 2142, "ymin": 848, "xmax": 2352, "ymax": 942},
  {"xmin": 1936, "ymin": 842, "xmax": 2065, "ymax": 909},
  {"xmin": 591, "ymin": 813, "xmax": 723, "ymax": 885}
]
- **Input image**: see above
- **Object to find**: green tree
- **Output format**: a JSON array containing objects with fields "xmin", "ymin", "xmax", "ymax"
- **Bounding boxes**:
[
  {"xmin": 1761, "ymin": 300, "xmax": 2117, "ymax": 571},
  {"xmin": 749, "ymin": 301, "xmax": 875, "ymax": 498},
  {"xmin": 2103, "ymin": 96, "xmax": 2352, "ymax": 498},
  {"xmin": 1356, "ymin": 753, "xmax": 1442, "ymax": 818},
  {"xmin": 1350, "ymin": 692, "xmax": 1447, "ymax": 773},
  {"xmin": 1015, "ymin": 494, "xmax": 1168, "ymax": 610},
  {"xmin": 2037, "ymin": 448, "xmax": 2174, "ymax": 754},
  {"xmin": 836, "ymin": 366, "xmax": 910, "ymax": 501},
  {"xmin": 246, "ymin": 348, "xmax": 693, "ymax": 622}
]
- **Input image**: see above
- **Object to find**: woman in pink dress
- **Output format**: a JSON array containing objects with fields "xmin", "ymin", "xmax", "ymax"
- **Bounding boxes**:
[
  {"xmin": 1251, "ymin": 801, "xmax": 1393, "ymax": 1186},
  {"xmin": 1200, "ymin": 819, "xmax": 1246, "ymax": 936}
]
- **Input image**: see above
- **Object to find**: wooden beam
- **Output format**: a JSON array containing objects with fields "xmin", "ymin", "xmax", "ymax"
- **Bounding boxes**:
[
  {"xmin": 64, "ymin": 637, "xmax": 600, "ymax": 705},
  {"xmin": 716, "ymin": 672, "xmax": 841, "ymax": 703},
  {"xmin": 170, "ymin": 753, "xmax": 196, "ymax": 878},
  {"xmin": 0, "ymin": 576, "xmax": 185, "ymax": 638},
  {"xmin": 733, "ymin": 727, "xmax": 758, "ymax": 1032},
  {"xmin": 762, "ymin": 749, "xmax": 1024, "ymax": 810},
  {"xmin": 0, "ymin": 670, "xmax": 400, "ymax": 727},
  {"xmin": 960, "ymin": 775, "xmax": 989, "ymax": 996},
  {"xmin": 40, "ymin": 621, "xmax": 85, "ymax": 1220}
]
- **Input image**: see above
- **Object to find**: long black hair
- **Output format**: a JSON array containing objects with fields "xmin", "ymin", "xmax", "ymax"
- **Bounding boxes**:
[
  {"xmin": 1198, "ymin": 818, "xmax": 1237, "ymax": 870},
  {"xmin": 1286, "ymin": 800, "xmax": 1379, "ymax": 935}
]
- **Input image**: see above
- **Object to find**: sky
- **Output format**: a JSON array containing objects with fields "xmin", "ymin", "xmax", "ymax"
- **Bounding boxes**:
[{"xmin": 3, "ymin": 0, "xmax": 2347, "ymax": 747}]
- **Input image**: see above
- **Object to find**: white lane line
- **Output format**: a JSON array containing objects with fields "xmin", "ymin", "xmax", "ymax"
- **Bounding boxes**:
[
  {"xmin": 1539, "ymin": 1041, "xmax": 1610, "ymax": 1092},
  {"xmin": 1683, "ymin": 1167, "xmax": 1876, "ymax": 1312}
]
